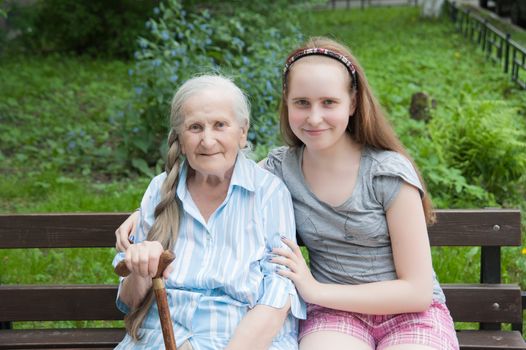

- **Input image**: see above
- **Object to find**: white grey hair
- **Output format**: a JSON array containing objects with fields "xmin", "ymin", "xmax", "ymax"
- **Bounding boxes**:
[{"xmin": 170, "ymin": 74, "xmax": 251, "ymax": 133}]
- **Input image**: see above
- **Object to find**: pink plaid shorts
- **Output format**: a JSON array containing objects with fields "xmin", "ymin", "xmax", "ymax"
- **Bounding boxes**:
[{"xmin": 299, "ymin": 301, "xmax": 459, "ymax": 350}]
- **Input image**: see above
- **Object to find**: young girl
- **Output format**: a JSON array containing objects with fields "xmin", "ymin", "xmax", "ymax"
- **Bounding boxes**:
[{"xmin": 265, "ymin": 37, "xmax": 458, "ymax": 350}]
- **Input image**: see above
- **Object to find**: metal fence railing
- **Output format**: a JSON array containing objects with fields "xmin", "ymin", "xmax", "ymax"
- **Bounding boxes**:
[
  {"xmin": 445, "ymin": 1, "xmax": 526, "ymax": 89},
  {"xmin": 326, "ymin": 0, "xmax": 417, "ymax": 10}
]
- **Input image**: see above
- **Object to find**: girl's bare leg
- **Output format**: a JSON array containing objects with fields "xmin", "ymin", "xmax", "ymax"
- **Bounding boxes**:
[
  {"xmin": 383, "ymin": 345, "xmax": 436, "ymax": 350},
  {"xmin": 300, "ymin": 331, "xmax": 373, "ymax": 350}
]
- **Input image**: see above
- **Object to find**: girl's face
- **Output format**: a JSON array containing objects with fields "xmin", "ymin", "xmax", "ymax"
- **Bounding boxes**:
[{"xmin": 286, "ymin": 56, "xmax": 355, "ymax": 153}]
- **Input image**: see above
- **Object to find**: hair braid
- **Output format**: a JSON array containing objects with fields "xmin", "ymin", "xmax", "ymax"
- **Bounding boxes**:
[
  {"xmin": 150, "ymin": 128, "xmax": 182, "ymax": 249},
  {"xmin": 125, "ymin": 128, "xmax": 182, "ymax": 340}
]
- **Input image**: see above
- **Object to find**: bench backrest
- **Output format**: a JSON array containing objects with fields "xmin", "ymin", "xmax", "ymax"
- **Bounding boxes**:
[{"xmin": 0, "ymin": 209, "xmax": 522, "ymax": 330}]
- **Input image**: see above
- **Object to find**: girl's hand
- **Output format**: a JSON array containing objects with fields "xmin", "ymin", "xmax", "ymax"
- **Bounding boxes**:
[
  {"xmin": 271, "ymin": 237, "xmax": 320, "ymax": 303},
  {"xmin": 124, "ymin": 240, "xmax": 173, "ymax": 279},
  {"xmin": 115, "ymin": 210, "xmax": 140, "ymax": 251}
]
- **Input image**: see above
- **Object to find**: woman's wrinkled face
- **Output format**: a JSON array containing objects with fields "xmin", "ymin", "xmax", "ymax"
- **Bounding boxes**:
[{"xmin": 180, "ymin": 88, "xmax": 248, "ymax": 179}]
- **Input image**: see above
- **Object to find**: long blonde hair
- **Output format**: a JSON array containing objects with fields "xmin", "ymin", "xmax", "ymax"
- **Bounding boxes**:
[
  {"xmin": 125, "ymin": 75, "xmax": 251, "ymax": 340},
  {"xmin": 280, "ymin": 37, "xmax": 435, "ymax": 224}
]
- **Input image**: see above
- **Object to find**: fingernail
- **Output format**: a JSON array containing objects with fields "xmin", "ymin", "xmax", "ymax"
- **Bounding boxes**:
[{"xmin": 281, "ymin": 235, "xmax": 287, "ymax": 240}]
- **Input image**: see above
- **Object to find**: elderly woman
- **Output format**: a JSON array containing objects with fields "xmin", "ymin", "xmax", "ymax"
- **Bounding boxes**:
[{"xmin": 114, "ymin": 75, "xmax": 305, "ymax": 350}]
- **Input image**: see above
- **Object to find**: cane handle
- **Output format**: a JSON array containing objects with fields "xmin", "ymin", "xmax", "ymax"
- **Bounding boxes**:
[{"xmin": 114, "ymin": 250, "xmax": 175, "ymax": 278}]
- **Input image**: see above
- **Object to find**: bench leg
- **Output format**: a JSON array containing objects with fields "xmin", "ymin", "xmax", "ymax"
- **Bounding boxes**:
[
  {"xmin": 511, "ymin": 322, "xmax": 523, "ymax": 334},
  {"xmin": 480, "ymin": 246, "xmax": 501, "ymax": 331}
]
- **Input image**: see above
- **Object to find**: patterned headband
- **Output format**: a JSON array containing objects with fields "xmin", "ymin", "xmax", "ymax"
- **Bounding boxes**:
[{"xmin": 283, "ymin": 48, "xmax": 358, "ymax": 91}]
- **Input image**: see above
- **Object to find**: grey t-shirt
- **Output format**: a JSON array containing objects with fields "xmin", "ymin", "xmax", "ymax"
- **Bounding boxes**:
[{"xmin": 264, "ymin": 145, "xmax": 445, "ymax": 303}]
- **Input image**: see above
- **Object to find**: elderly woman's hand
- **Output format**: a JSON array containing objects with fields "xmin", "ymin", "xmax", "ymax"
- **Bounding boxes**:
[
  {"xmin": 115, "ymin": 211, "xmax": 140, "ymax": 252},
  {"xmin": 124, "ymin": 240, "xmax": 172, "ymax": 279},
  {"xmin": 118, "ymin": 240, "xmax": 172, "ymax": 309}
]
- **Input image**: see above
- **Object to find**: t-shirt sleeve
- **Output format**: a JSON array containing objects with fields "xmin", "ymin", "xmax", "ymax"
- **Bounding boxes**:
[
  {"xmin": 262, "ymin": 146, "xmax": 288, "ymax": 180},
  {"xmin": 372, "ymin": 153, "xmax": 424, "ymax": 210}
]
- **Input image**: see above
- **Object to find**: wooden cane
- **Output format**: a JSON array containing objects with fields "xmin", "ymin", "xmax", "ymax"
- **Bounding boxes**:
[{"xmin": 115, "ymin": 250, "xmax": 177, "ymax": 350}]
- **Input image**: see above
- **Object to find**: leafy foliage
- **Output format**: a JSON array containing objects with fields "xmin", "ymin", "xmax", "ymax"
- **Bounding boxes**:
[
  {"xmin": 429, "ymin": 98, "xmax": 526, "ymax": 205},
  {"xmin": 116, "ymin": 0, "xmax": 305, "ymax": 174},
  {"xmin": 400, "ymin": 123, "xmax": 497, "ymax": 209}
]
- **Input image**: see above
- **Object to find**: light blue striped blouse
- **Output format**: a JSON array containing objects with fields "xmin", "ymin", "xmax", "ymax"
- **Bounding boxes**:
[{"xmin": 113, "ymin": 153, "xmax": 306, "ymax": 350}]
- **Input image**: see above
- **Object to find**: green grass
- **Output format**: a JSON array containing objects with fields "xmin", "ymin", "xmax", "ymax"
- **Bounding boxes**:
[
  {"xmin": 0, "ymin": 54, "xmax": 134, "ymax": 176},
  {"xmin": 0, "ymin": 169, "xmax": 149, "ymax": 213}
]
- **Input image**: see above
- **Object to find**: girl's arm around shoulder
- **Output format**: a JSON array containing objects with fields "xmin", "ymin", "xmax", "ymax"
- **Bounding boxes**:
[
  {"xmin": 113, "ymin": 173, "xmax": 169, "ymax": 310},
  {"xmin": 114, "ymin": 173, "xmax": 168, "ymax": 251},
  {"xmin": 115, "ymin": 210, "xmax": 139, "ymax": 252}
]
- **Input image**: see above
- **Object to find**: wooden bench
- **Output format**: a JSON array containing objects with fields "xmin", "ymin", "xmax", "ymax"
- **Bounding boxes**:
[{"xmin": 0, "ymin": 209, "xmax": 525, "ymax": 349}]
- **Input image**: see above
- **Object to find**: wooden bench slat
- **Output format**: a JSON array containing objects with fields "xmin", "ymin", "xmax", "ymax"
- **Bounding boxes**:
[
  {"xmin": 0, "ymin": 210, "xmax": 521, "ymax": 248},
  {"xmin": 0, "ymin": 213, "xmax": 129, "ymax": 248},
  {"xmin": 456, "ymin": 330, "xmax": 526, "ymax": 349},
  {"xmin": 0, "ymin": 285, "xmax": 122, "ymax": 321},
  {"xmin": 428, "ymin": 209, "xmax": 521, "ymax": 246},
  {"xmin": 443, "ymin": 284, "xmax": 523, "ymax": 323},
  {"xmin": 2, "ymin": 284, "xmax": 522, "ymax": 325},
  {"xmin": 0, "ymin": 328, "xmax": 125, "ymax": 349}
]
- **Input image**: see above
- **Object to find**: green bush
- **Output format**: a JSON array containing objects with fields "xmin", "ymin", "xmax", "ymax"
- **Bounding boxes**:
[
  {"xmin": 428, "ymin": 97, "xmax": 526, "ymax": 206},
  {"xmin": 115, "ymin": 0, "xmax": 306, "ymax": 174},
  {"xmin": 395, "ymin": 119, "xmax": 497, "ymax": 209},
  {"xmin": 4, "ymin": 0, "xmax": 158, "ymax": 58}
]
